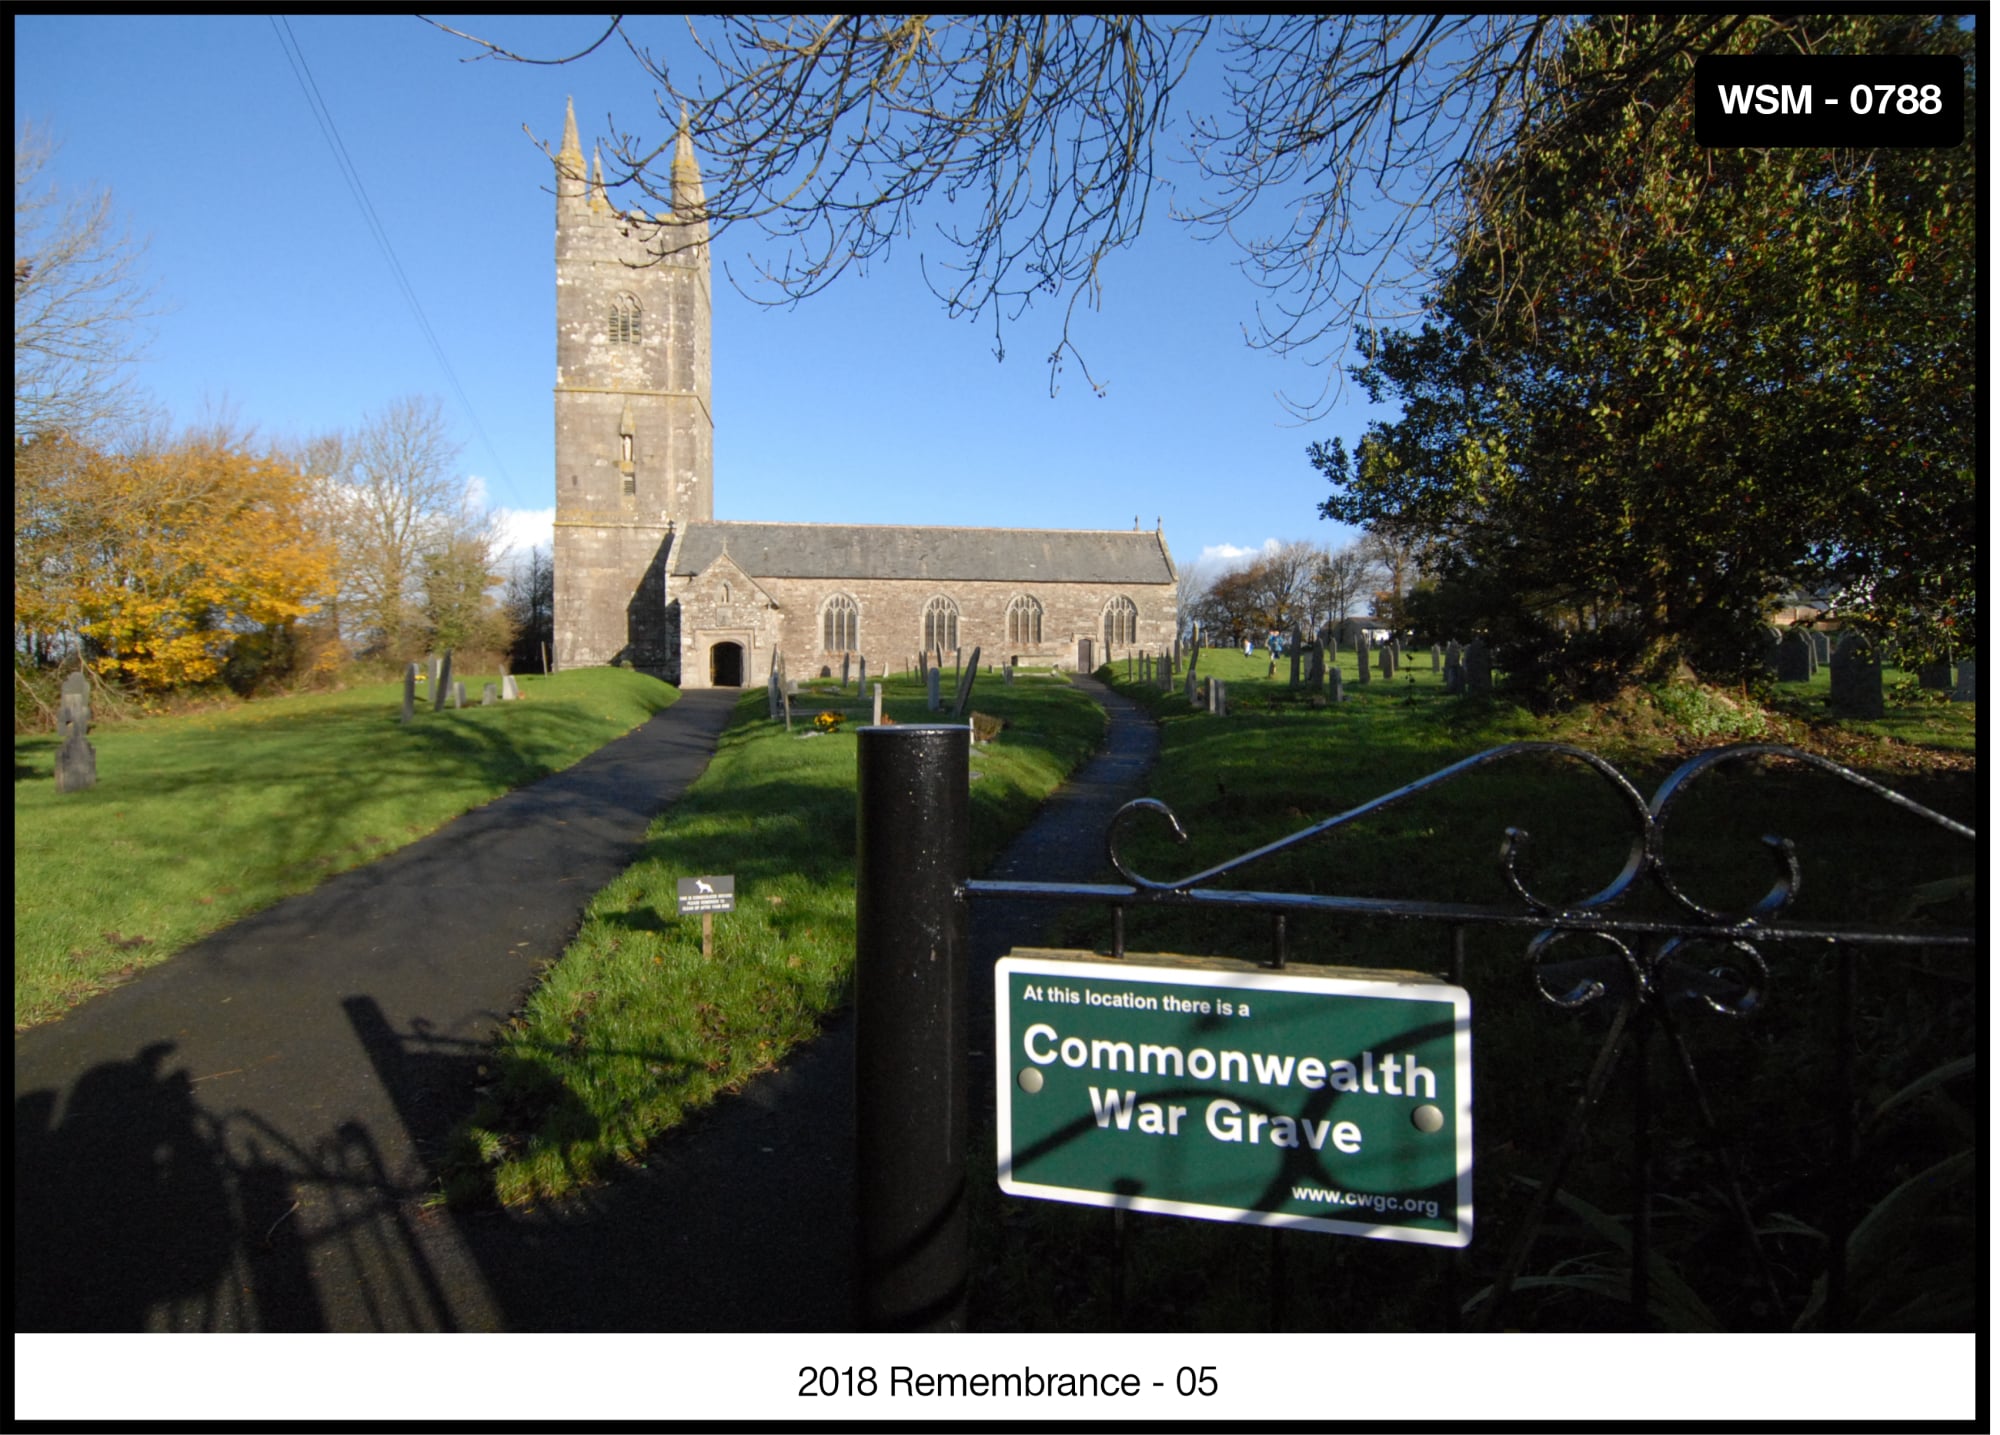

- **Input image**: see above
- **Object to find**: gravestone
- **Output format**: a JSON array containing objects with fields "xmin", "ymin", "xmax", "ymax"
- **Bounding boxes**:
[
  {"xmin": 1379, "ymin": 644, "xmax": 1394, "ymax": 680},
  {"xmin": 951, "ymin": 648, "xmax": 982, "ymax": 717},
  {"xmin": 926, "ymin": 665, "xmax": 942, "ymax": 713},
  {"xmin": 859, "ymin": 656, "xmax": 868, "ymax": 690},
  {"xmin": 1211, "ymin": 679, "xmax": 1227, "ymax": 717},
  {"xmin": 1951, "ymin": 658, "xmax": 1976, "ymax": 703},
  {"xmin": 482, "ymin": 682, "xmax": 498, "ymax": 707},
  {"xmin": 1810, "ymin": 631, "xmax": 1831, "ymax": 667},
  {"xmin": 1431, "ymin": 645, "xmax": 1441, "ymax": 673},
  {"xmin": 1443, "ymin": 640, "xmax": 1465, "ymax": 695},
  {"xmin": 1776, "ymin": 630, "xmax": 1814, "ymax": 683},
  {"xmin": 1004, "ymin": 661, "xmax": 1014, "ymax": 686},
  {"xmin": 1918, "ymin": 660, "xmax": 1953, "ymax": 691},
  {"xmin": 452, "ymin": 681, "xmax": 467, "ymax": 709},
  {"xmin": 1289, "ymin": 629, "xmax": 1302, "ymax": 687},
  {"xmin": 1185, "ymin": 670, "xmax": 1198, "ymax": 706},
  {"xmin": 1828, "ymin": 633, "xmax": 1884, "ymax": 718},
  {"xmin": 1758, "ymin": 626, "xmax": 1783, "ymax": 678},
  {"xmin": 55, "ymin": 673, "xmax": 97, "ymax": 793},
  {"xmin": 768, "ymin": 665, "xmax": 782, "ymax": 719},
  {"xmin": 502, "ymin": 673, "xmax": 521, "ymax": 701},
  {"xmin": 820, "ymin": 664, "xmax": 832, "ymax": 680},
  {"xmin": 1328, "ymin": 667, "xmax": 1345, "ymax": 704},
  {"xmin": 873, "ymin": 682, "xmax": 884, "ymax": 725},
  {"xmin": 1355, "ymin": 632, "xmax": 1371, "ymax": 685},
  {"xmin": 841, "ymin": 653, "xmax": 851, "ymax": 689},
  {"xmin": 1464, "ymin": 639, "xmax": 1493, "ymax": 696},
  {"xmin": 1306, "ymin": 640, "xmax": 1325, "ymax": 690},
  {"xmin": 401, "ymin": 663, "xmax": 417, "ymax": 724},
  {"xmin": 428, "ymin": 656, "xmax": 442, "ymax": 695},
  {"xmin": 433, "ymin": 651, "xmax": 454, "ymax": 712}
]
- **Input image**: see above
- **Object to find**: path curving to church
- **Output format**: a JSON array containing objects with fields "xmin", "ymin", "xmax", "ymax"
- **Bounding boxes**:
[{"xmin": 12, "ymin": 677, "xmax": 1158, "ymax": 1333}]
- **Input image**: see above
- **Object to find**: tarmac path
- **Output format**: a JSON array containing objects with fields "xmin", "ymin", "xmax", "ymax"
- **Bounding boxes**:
[{"xmin": 13, "ymin": 677, "xmax": 1158, "ymax": 1333}]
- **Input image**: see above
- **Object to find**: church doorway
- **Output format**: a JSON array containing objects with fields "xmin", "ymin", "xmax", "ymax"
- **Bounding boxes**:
[{"xmin": 709, "ymin": 642, "xmax": 744, "ymax": 687}]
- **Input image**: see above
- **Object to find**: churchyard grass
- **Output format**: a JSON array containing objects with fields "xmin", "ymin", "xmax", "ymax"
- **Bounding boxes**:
[
  {"xmin": 12, "ymin": 668, "xmax": 676, "ymax": 1029},
  {"xmin": 967, "ymin": 646, "xmax": 1976, "ymax": 1331},
  {"xmin": 440, "ymin": 671, "xmax": 1107, "ymax": 1207}
]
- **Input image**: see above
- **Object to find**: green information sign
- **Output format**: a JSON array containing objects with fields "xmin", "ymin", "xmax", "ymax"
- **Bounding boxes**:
[{"xmin": 995, "ymin": 949, "xmax": 1472, "ymax": 1246}]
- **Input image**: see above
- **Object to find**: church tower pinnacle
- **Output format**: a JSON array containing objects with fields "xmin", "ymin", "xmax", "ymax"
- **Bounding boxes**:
[{"xmin": 551, "ymin": 99, "xmax": 713, "ymax": 677}]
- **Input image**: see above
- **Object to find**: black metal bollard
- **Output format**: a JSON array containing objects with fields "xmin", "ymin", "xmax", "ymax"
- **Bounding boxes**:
[{"xmin": 855, "ymin": 723, "xmax": 970, "ymax": 1330}]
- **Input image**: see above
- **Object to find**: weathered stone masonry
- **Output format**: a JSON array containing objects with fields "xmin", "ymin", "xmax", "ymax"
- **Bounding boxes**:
[{"xmin": 551, "ymin": 101, "xmax": 1177, "ymax": 687}]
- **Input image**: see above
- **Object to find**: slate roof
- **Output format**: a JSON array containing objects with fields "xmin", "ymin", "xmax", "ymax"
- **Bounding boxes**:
[{"xmin": 671, "ymin": 521, "xmax": 1175, "ymax": 585}]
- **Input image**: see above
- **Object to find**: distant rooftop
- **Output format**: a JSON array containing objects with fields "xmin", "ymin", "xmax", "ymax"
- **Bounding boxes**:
[{"xmin": 672, "ymin": 521, "xmax": 1175, "ymax": 585}]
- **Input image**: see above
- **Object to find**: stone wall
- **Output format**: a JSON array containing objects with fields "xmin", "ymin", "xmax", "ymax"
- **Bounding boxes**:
[{"xmin": 669, "ymin": 570, "xmax": 1176, "ymax": 688}]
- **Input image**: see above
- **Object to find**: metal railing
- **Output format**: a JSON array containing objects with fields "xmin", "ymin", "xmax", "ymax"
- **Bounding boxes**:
[{"xmin": 855, "ymin": 727, "xmax": 1977, "ymax": 1331}]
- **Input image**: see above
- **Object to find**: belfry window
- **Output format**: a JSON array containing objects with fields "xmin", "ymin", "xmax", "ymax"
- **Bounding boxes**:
[
  {"xmin": 922, "ymin": 595, "xmax": 959, "ymax": 653},
  {"xmin": 822, "ymin": 593, "xmax": 859, "ymax": 652},
  {"xmin": 1102, "ymin": 595, "xmax": 1138, "ymax": 650},
  {"xmin": 1007, "ymin": 594, "xmax": 1043, "ymax": 645},
  {"xmin": 610, "ymin": 293, "xmax": 641, "ymax": 344}
]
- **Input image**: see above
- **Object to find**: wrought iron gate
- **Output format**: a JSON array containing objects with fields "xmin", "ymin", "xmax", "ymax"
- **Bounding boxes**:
[{"xmin": 854, "ymin": 728, "xmax": 1977, "ymax": 1332}]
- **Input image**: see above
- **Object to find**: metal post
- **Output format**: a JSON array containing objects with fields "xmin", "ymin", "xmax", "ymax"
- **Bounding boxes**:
[{"xmin": 855, "ymin": 723, "xmax": 971, "ymax": 1331}]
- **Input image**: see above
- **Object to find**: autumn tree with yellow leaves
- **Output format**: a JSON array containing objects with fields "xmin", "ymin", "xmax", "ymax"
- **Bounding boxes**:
[{"xmin": 15, "ymin": 428, "xmax": 335, "ymax": 693}]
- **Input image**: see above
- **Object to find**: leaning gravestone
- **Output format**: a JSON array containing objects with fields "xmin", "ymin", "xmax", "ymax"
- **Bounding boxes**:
[
  {"xmin": 433, "ymin": 651, "xmax": 454, "ymax": 712},
  {"xmin": 502, "ymin": 673, "xmax": 521, "ymax": 701},
  {"xmin": 1464, "ymin": 639, "xmax": 1493, "ymax": 696},
  {"xmin": 428, "ymin": 656, "xmax": 443, "ymax": 695},
  {"xmin": 402, "ymin": 663, "xmax": 417, "ymax": 724},
  {"xmin": 1776, "ymin": 630, "xmax": 1814, "ymax": 683},
  {"xmin": 1828, "ymin": 633, "xmax": 1885, "ymax": 718},
  {"xmin": 926, "ymin": 665, "xmax": 942, "ymax": 713},
  {"xmin": 1951, "ymin": 658, "xmax": 1976, "ymax": 703},
  {"xmin": 768, "ymin": 665, "xmax": 782, "ymax": 719},
  {"xmin": 55, "ymin": 673, "xmax": 97, "ymax": 793},
  {"xmin": 951, "ymin": 648, "xmax": 982, "ymax": 717}
]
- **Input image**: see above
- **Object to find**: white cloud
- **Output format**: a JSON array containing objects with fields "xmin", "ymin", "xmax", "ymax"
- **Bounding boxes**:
[
  {"xmin": 1199, "ymin": 539, "xmax": 1282, "ymax": 571},
  {"xmin": 492, "ymin": 506, "xmax": 554, "ymax": 570}
]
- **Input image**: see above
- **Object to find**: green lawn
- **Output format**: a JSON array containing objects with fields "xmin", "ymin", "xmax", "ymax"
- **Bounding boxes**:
[
  {"xmin": 13, "ymin": 667, "xmax": 677, "ymax": 1028},
  {"xmin": 440, "ymin": 669, "xmax": 1109, "ymax": 1207}
]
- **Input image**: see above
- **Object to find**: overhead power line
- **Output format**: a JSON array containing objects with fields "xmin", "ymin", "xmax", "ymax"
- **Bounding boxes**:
[{"xmin": 269, "ymin": 15, "xmax": 516, "ymax": 495}]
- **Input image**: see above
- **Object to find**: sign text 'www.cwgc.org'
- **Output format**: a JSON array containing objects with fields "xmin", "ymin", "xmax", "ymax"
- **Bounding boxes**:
[{"xmin": 995, "ymin": 951, "xmax": 1472, "ymax": 1246}]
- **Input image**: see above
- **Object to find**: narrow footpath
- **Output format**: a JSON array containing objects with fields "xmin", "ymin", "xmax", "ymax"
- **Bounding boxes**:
[{"xmin": 14, "ymin": 677, "xmax": 1159, "ymax": 1332}]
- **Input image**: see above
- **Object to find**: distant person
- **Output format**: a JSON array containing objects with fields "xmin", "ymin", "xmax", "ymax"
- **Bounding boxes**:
[{"xmin": 1243, "ymin": 637, "xmax": 1254, "ymax": 658}]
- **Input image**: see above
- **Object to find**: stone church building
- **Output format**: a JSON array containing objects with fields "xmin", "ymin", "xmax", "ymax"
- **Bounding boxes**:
[{"xmin": 550, "ymin": 101, "xmax": 1178, "ymax": 688}]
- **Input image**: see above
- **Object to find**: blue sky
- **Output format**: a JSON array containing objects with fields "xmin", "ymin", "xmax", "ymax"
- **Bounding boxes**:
[{"xmin": 16, "ymin": 14, "xmax": 1394, "ymax": 582}]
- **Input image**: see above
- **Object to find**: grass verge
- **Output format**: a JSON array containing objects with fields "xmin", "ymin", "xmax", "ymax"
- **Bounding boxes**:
[
  {"xmin": 967, "ymin": 649, "xmax": 1977, "ymax": 1332},
  {"xmin": 13, "ymin": 667, "xmax": 677, "ymax": 1028},
  {"xmin": 439, "ymin": 670, "xmax": 1106, "ymax": 1207}
]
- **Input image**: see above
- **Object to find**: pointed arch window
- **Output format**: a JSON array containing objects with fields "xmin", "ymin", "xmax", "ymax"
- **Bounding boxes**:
[
  {"xmin": 822, "ymin": 593, "xmax": 859, "ymax": 652},
  {"xmin": 922, "ymin": 595, "xmax": 959, "ymax": 653},
  {"xmin": 609, "ymin": 293, "xmax": 641, "ymax": 344},
  {"xmin": 1006, "ymin": 594, "xmax": 1043, "ymax": 646},
  {"xmin": 1102, "ymin": 595, "xmax": 1138, "ymax": 651}
]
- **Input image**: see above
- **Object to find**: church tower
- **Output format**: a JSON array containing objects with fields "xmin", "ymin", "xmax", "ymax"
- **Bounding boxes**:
[{"xmin": 551, "ymin": 99, "xmax": 712, "ymax": 675}]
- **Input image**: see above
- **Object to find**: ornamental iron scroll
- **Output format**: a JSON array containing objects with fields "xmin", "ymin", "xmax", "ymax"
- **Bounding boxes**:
[{"xmin": 962, "ymin": 740, "xmax": 1978, "ymax": 1332}]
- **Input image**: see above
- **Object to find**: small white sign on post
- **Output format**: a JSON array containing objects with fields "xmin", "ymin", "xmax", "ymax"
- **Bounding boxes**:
[{"xmin": 677, "ymin": 875, "xmax": 736, "ymax": 960}]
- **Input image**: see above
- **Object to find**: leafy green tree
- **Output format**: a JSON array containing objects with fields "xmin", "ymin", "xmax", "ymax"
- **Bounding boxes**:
[{"xmin": 1316, "ymin": 14, "xmax": 1975, "ymax": 699}]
